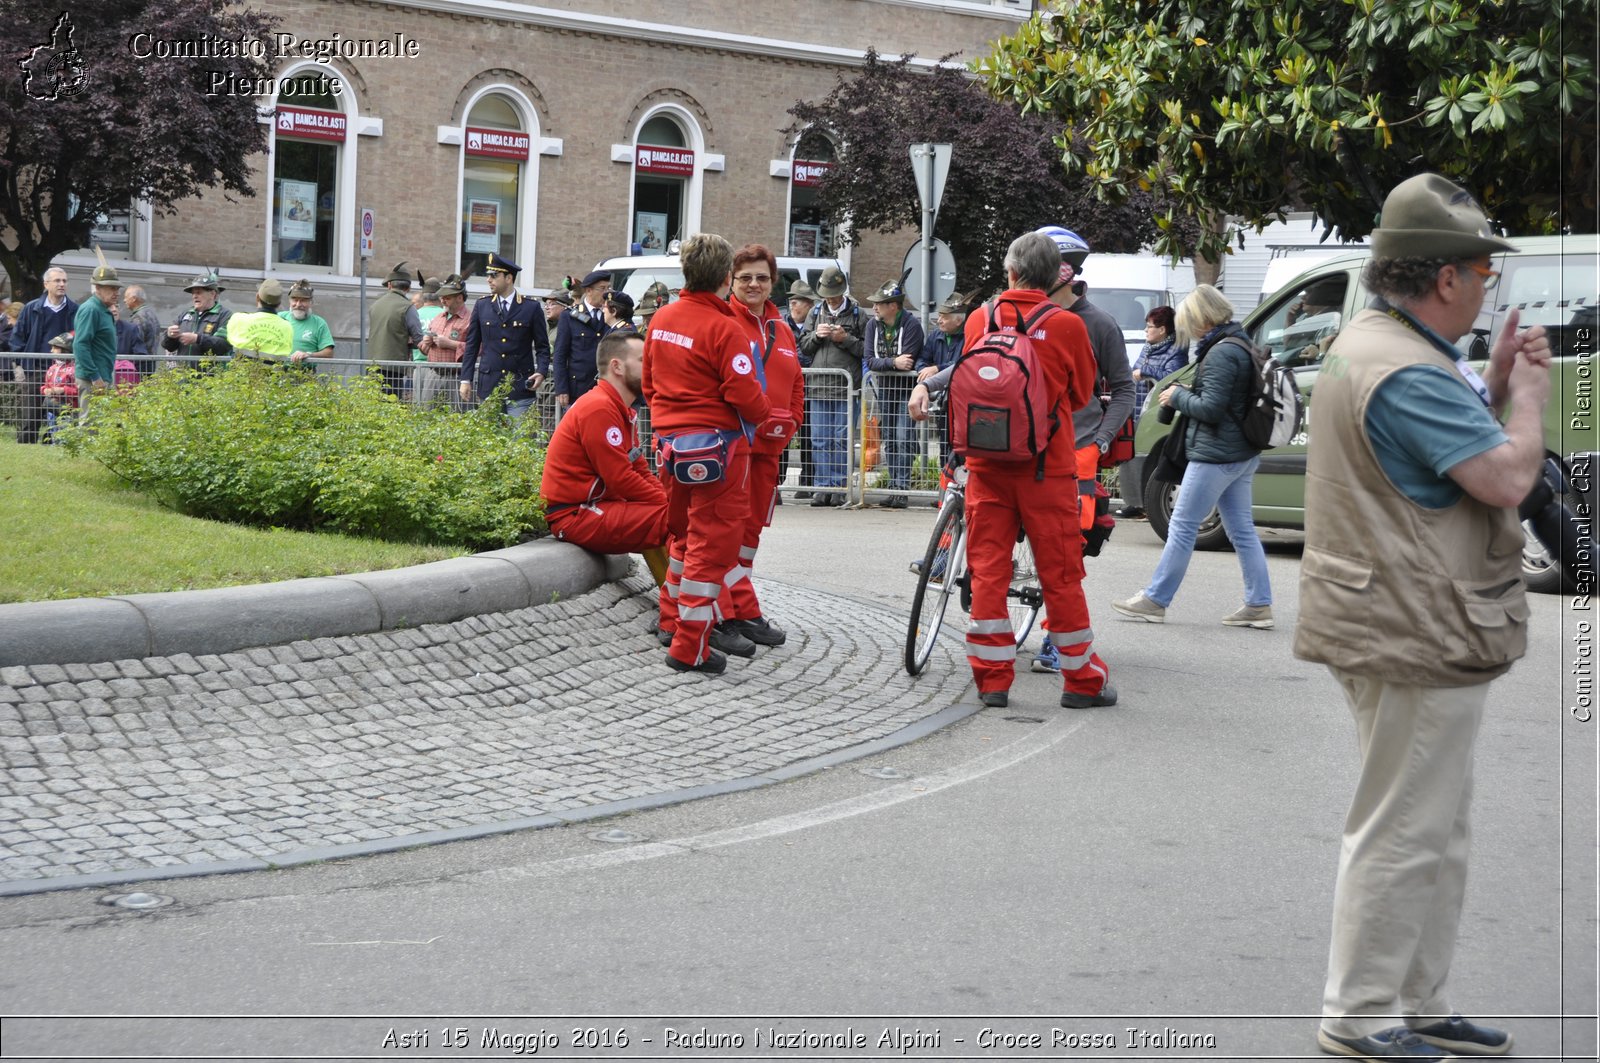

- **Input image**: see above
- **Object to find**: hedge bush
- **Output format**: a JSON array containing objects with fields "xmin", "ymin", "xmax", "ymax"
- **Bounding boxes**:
[{"xmin": 58, "ymin": 361, "xmax": 546, "ymax": 550}]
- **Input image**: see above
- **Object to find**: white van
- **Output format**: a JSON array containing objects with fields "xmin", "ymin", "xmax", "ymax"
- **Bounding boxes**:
[
  {"xmin": 1082, "ymin": 253, "xmax": 1197, "ymax": 363},
  {"xmin": 592, "ymin": 252, "xmax": 840, "ymax": 303}
]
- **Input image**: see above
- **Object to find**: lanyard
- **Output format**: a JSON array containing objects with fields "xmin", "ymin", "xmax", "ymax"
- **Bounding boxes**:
[{"xmin": 1373, "ymin": 298, "xmax": 1492, "ymax": 407}]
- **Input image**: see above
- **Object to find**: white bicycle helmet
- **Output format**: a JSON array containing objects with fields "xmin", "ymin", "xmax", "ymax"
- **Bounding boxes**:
[{"xmin": 1035, "ymin": 225, "xmax": 1090, "ymax": 269}]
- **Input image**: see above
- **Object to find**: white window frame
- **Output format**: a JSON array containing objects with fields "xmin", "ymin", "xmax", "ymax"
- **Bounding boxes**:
[
  {"xmin": 625, "ymin": 104, "xmax": 705, "ymax": 253},
  {"xmin": 451, "ymin": 85, "xmax": 542, "ymax": 282},
  {"xmin": 262, "ymin": 61, "xmax": 360, "ymax": 276}
]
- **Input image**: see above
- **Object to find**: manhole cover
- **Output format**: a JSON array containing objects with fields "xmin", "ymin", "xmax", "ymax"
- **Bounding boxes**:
[
  {"xmin": 859, "ymin": 766, "xmax": 911, "ymax": 780},
  {"xmin": 99, "ymin": 892, "xmax": 174, "ymax": 910},
  {"xmin": 588, "ymin": 828, "xmax": 646, "ymax": 844}
]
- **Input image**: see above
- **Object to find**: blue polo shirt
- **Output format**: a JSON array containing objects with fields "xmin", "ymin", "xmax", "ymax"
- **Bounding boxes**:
[{"xmin": 1365, "ymin": 360, "xmax": 1508, "ymax": 510}]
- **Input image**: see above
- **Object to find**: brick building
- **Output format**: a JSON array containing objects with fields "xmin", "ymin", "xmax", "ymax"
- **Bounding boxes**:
[{"xmin": 51, "ymin": 0, "xmax": 1028, "ymax": 339}]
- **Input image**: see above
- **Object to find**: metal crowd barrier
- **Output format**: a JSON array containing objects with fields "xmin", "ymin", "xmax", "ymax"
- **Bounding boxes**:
[{"xmin": 4, "ymin": 355, "xmax": 944, "ymax": 511}]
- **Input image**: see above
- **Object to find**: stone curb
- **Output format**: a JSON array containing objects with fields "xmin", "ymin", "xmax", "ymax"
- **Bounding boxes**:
[{"xmin": 0, "ymin": 540, "xmax": 630, "ymax": 668}]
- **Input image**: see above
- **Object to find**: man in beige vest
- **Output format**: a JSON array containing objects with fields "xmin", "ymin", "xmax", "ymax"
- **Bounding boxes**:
[{"xmin": 1295, "ymin": 174, "xmax": 1551, "ymax": 1061}]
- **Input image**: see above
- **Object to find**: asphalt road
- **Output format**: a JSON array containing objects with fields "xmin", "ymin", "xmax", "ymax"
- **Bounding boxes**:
[{"xmin": 1, "ymin": 506, "xmax": 1593, "ymax": 1062}]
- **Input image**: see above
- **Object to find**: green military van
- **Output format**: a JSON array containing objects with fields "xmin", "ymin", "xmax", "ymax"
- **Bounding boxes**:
[{"xmin": 1117, "ymin": 234, "xmax": 1598, "ymax": 592}]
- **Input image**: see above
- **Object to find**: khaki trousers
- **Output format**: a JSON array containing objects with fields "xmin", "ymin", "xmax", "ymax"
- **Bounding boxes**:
[{"xmin": 1320, "ymin": 667, "xmax": 1490, "ymax": 1038}]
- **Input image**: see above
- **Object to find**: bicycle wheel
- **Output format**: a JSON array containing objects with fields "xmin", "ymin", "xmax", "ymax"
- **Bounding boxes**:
[
  {"xmin": 905, "ymin": 494, "xmax": 965, "ymax": 675},
  {"xmin": 1008, "ymin": 533, "xmax": 1042, "ymax": 646}
]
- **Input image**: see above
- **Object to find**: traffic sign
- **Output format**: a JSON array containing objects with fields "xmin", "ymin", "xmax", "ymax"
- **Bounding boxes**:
[
  {"xmin": 360, "ymin": 207, "xmax": 375, "ymax": 259},
  {"xmin": 902, "ymin": 238, "xmax": 957, "ymax": 312},
  {"xmin": 909, "ymin": 143, "xmax": 952, "ymax": 219}
]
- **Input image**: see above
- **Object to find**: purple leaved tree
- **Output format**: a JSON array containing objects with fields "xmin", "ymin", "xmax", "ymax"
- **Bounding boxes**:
[{"xmin": 2, "ymin": 0, "xmax": 278, "ymax": 299}]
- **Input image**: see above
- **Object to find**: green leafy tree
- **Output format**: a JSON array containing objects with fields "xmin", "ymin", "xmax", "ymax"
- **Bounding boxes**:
[
  {"xmin": 976, "ymin": 0, "xmax": 1595, "ymax": 262},
  {"xmin": 788, "ymin": 50, "xmax": 1195, "ymax": 294},
  {"xmin": 2, "ymin": 0, "xmax": 276, "ymax": 298}
]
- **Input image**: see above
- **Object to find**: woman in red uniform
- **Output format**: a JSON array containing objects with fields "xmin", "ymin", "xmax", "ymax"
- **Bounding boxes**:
[{"xmin": 721, "ymin": 244, "xmax": 804, "ymax": 646}]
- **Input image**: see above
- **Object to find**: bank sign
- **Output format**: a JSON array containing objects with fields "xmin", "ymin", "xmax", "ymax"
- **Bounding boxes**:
[
  {"xmin": 276, "ymin": 106, "xmax": 347, "ymax": 143},
  {"xmin": 793, "ymin": 160, "xmax": 832, "ymax": 187},
  {"xmin": 465, "ymin": 126, "xmax": 531, "ymax": 161},
  {"xmin": 636, "ymin": 146, "xmax": 695, "ymax": 176}
]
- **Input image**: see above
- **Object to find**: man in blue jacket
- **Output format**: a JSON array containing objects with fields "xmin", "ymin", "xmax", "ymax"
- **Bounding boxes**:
[
  {"xmin": 458, "ymin": 253, "xmax": 550, "ymax": 424},
  {"xmin": 862, "ymin": 279, "xmax": 924, "ymax": 508},
  {"xmin": 8, "ymin": 266, "xmax": 77, "ymax": 443}
]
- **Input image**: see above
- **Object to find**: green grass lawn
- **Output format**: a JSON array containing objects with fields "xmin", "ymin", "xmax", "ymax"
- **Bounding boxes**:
[{"xmin": 0, "ymin": 437, "xmax": 466, "ymax": 603}]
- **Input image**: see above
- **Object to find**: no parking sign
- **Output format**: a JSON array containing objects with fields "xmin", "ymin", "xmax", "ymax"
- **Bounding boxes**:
[{"xmin": 360, "ymin": 208, "xmax": 374, "ymax": 259}]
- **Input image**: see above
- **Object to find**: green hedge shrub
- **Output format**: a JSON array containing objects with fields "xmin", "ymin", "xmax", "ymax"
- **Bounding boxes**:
[{"xmin": 59, "ymin": 361, "xmax": 546, "ymax": 550}]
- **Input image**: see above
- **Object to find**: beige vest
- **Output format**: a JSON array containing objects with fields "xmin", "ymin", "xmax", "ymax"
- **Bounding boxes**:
[{"xmin": 1292, "ymin": 309, "xmax": 1528, "ymax": 687}]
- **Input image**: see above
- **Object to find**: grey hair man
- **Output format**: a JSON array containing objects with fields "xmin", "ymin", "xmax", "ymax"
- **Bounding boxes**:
[{"xmin": 1296, "ymin": 173, "xmax": 1550, "ymax": 1062}]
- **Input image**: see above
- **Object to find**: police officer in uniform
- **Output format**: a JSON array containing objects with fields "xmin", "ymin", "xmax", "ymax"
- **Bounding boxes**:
[
  {"xmin": 162, "ymin": 269, "xmax": 234, "ymax": 365},
  {"xmin": 458, "ymin": 253, "xmax": 550, "ymax": 423}
]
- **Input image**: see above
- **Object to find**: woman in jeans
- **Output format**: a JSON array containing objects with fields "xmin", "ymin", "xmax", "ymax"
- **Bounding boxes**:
[{"xmin": 1111, "ymin": 284, "xmax": 1273, "ymax": 628}]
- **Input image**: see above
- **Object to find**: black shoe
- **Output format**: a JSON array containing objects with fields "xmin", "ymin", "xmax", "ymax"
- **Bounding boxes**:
[
  {"xmin": 884, "ymin": 494, "xmax": 908, "ymax": 509},
  {"xmin": 665, "ymin": 650, "xmax": 727, "ymax": 675},
  {"xmin": 651, "ymin": 622, "xmax": 674, "ymax": 648},
  {"xmin": 795, "ymin": 491, "xmax": 813, "ymax": 500},
  {"xmin": 979, "ymin": 691, "xmax": 1009, "ymax": 708},
  {"xmin": 1061, "ymin": 684, "xmax": 1118, "ymax": 709},
  {"xmin": 709, "ymin": 623, "xmax": 758, "ymax": 658},
  {"xmin": 810, "ymin": 492, "xmax": 833, "ymax": 507},
  {"xmin": 1114, "ymin": 506, "xmax": 1145, "ymax": 519},
  {"xmin": 726, "ymin": 616, "xmax": 786, "ymax": 647}
]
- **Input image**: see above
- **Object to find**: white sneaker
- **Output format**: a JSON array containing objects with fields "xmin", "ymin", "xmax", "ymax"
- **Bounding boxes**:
[
  {"xmin": 1221, "ymin": 604, "xmax": 1274, "ymax": 629},
  {"xmin": 1111, "ymin": 593, "xmax": 1166, "ymax": 623}
]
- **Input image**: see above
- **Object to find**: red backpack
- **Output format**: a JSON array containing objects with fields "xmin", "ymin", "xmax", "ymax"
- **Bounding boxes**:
[{"xmin": 949, "ymin": 299, "xmax": 1063, "ymax": 479}]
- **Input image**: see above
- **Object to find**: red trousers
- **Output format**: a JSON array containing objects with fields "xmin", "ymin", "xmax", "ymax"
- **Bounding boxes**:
[
  {"xmin": 964, "ymin": 467, "xmax": 1108, "ymax": 697},
  {"xmin": 547, "ymin": 499, "xmax": 668, "ymax": 555},
  {"xmin": 657, "ymin": 442, "xmax": 751, "ymax": 665},
  {"xmin": 715, "ymin": 449, "xmax": 780, "ymax": 622}
]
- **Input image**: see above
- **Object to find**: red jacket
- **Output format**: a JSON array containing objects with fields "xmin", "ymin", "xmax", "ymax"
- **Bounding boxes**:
[
  {"xmin": 539, "ymin": 380, "xmax": 666, "ymax": 506},
  {"xmin": 41, "ymin": 360, "xmax": 78, "ymax": 400},
  {"xmin": 642, "ymin": 290, "xmax": 771, "ymax": 435},
  {"xmin": 729, "ymin": 296, "xmax": 805, "ymax": 456},
  {"xmin": 962, "ymin": 288, "xmax": 1097, "ymax": 478}
]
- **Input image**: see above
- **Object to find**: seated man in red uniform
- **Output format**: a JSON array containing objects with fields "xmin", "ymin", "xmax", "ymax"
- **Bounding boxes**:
[
  {"xmin": 539, "ymin": 329, "xmax": 668, "ymax": 565},
  {"xmin": 643, "ymin": 233, "xmax": 772, "ymax": 675}
]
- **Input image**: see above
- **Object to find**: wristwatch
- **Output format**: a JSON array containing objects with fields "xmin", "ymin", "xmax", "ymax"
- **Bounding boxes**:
[{"xmin": 1097, "ymin": 439, "xmax": 1111, "ymax": 455}]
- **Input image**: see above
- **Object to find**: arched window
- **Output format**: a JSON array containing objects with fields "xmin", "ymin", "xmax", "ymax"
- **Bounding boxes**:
[
  {"xmin": 788, "ymin": 130, "xmax": 838, "ymax": 257},
  {"xmin": 460, "ymin": 92, "xmax": 531, "ymax": 277},
  {"xmin": 631, "ymin": 113, "xmax": 695, "ymax": 252},
  {"xmin": 270, "ymin": 74, "xmax": 347, "ymax": 270}
]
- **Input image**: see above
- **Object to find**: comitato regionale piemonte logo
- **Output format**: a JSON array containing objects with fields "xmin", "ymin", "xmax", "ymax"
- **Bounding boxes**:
[{"xmin": 20, "ymin": 12, "xmax": 88, "ymax": 101}]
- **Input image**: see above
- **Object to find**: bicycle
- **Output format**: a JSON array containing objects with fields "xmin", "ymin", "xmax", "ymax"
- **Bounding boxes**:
[{"xmin": 903, "ymin": 461, "xmax": 1043, "ymax": 676}]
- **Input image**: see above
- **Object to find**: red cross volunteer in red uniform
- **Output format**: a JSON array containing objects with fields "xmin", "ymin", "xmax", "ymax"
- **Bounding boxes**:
[
  {"xmin": 960, "ymin": 231, "xmax": 1117, "ymax": 709},
  {"xmin": 539, "ymin": 329, "xmax": 668, "ymax": 557},
  {"xmin": 642, "ymin": 233, "xmax": 772, "ymax": 674},
  {"xmin": 720, "ymin": 243, "xmax": 804, "ymax": 647}
]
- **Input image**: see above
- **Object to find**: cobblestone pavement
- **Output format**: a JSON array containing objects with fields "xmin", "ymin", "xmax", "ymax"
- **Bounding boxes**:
[{"xmin": 0, "ymin": 573, "xmax": 971, "ymax": 891}]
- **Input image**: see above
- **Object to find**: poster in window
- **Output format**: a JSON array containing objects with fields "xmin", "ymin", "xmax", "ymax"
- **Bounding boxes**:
[
  {"xmin": 466, "ymin": 199, "xmax": 500, "ymax": 253},
  {"xmin": 634, "ymin": 212, "xmax": 668, "ymax": 252},
  {"xmin": 789, "ymin": 224, "xmax": 821, "ymax": 258},
  {"xmin": 277, "ymin": 179, "xmax": 317, "ymax": 241}
]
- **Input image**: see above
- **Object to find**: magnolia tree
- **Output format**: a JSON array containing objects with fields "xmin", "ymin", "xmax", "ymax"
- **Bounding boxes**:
[
  {"xmin": 1, "ymin": 0, "xmax": 276, "ymax": 298},
  {"xmin": 788, "ymin": 51, "xmax": 1196, "ymax": 294},
  {"xmin": 975, "ymin": 0, "xmax": 1596, "ymax": 261}
]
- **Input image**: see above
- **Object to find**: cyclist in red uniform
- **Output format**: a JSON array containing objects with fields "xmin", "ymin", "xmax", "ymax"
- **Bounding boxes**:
[{"xmin": 959, "ymin": 232, "xmax": 1117, "ymax": 709}]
